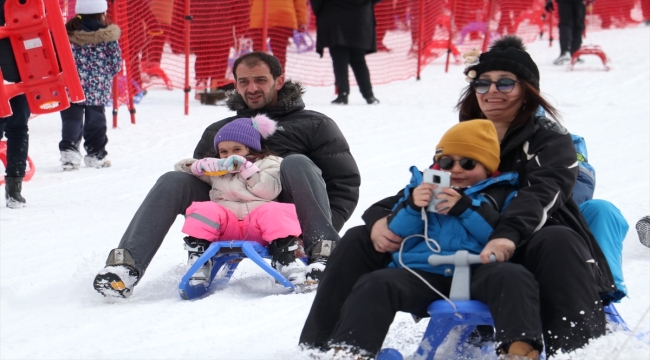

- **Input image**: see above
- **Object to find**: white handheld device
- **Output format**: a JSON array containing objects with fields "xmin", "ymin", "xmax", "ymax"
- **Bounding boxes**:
[{"xmin": 422, "ymin": 169, "xmax": 451, "ymax": 213}]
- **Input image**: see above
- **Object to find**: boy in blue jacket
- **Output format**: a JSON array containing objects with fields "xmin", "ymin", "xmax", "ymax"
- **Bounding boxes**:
[
  {"xmin": 311, "ymin": 120, "xmax": 544, "ymax": 360},
  {"xmin": 388, "ymin": 120, "xmax": 517, "ymax": 273}
]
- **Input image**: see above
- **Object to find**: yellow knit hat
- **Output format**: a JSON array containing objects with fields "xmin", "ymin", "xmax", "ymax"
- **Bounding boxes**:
[{"xmin": 435, "ymin": 120, "xmax": 500, "ymax": 174}]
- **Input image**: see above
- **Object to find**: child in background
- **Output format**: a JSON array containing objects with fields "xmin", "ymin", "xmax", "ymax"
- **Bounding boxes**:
[
  {"xmin": 60, "ymin": 0, "xmax": 121, "ymax": 170},
  {"xmin": 174, "ymin": 114, "xmax": 305, "ymax": 286},
  {"xmin": 319, "ymin": 121, "xmax": 544, "ymax": 360}
]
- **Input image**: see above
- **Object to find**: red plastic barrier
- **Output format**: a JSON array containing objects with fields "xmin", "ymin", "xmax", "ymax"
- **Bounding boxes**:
[
  {"xmin": 0, "ymin": 140, "xmax": 35, "ymax": 185},
  {"xmin": 0, "ymin": 0, "xmax": 84, "ymax": 117}
]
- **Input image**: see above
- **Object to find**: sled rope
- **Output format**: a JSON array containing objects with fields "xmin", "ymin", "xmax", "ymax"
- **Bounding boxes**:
[
  {"xmin": 397, "ymin": 208, "xmax": 458, "ymax": 315},
  {"xmin": 612, "ymin": 305, "xmax": 650, "ymax": 360}
]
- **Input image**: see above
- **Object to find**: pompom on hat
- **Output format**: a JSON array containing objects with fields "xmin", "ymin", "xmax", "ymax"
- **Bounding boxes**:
[
  {"xmin": 75, "ymin": 0, "xmax": 108, "ymax": 14},
  {"xmin": 464, "ymin": 36, "xmax": 540, "ymax": 90},
  {"xmin": 435, "ymin": 120, "xmax": 500, "ymax": 174},
  {"xmin": 214, "ymin": 114, "xmax": 277, "ymax": 152}
]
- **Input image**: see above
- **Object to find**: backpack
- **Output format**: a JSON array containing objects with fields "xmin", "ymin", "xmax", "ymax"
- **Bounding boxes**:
[{"xmin": 572, "ymin": 134, "xmax": 596, "ymax": 205}]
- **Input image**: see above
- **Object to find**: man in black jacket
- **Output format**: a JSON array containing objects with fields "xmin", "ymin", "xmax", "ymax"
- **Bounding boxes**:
[{"xmin": 93, "ymin": 52, "xmax": 360, "ymax": 298}]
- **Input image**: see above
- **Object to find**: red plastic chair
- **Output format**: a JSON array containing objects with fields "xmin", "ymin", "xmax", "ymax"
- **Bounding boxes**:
[
  {"xmin": 0, "ymin": 140, "xmax": 35, "ymax": 185},
  {"xmin": 0, "ymin": 0, "xmax": 85, "ymax": 117}
]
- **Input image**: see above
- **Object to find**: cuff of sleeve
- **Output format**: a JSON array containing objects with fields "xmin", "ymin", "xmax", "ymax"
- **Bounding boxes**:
[
  {"xmin": 190, "ymin": 160, "xmax": 204, "ymax": 176},
  {"xmin": 407, "ymin": 193, "xmax": 424, "ymax": 212},
  {"xmin": 239, "ymin": 162, "xmax": 260, "ymax": 179},
  {"xmin": 364, "ymin": 208, "xmax": 391, "ymax": 234},
  {"xmin": 489, "ymin": 227, "xmax": 522, "ymax": 246},
  {"xmin": 447, "ymin": 194, "xmax": 472, "ymax": 217}
]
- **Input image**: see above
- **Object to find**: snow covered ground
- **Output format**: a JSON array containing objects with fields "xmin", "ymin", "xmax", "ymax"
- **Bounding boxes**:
[{"xmin": 1, "ymin": 26, "xmax": 649, "ymax": 360}]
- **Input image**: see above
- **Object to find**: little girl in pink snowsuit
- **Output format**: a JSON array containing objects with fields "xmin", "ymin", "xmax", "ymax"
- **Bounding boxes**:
[{"xmin": 174, "ymin": 114, "xmax": 304, "ymax": 285}]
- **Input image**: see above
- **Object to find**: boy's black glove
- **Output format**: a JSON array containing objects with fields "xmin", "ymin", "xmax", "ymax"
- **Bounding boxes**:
[{"xmin": 545, "ymin": 0, "xmax": 554, "ymax": 12}]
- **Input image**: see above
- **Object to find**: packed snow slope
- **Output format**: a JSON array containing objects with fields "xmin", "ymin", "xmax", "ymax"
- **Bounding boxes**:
[{"xmin": 1, "ymin": 26, "xmax": 649, "ymax": 360}]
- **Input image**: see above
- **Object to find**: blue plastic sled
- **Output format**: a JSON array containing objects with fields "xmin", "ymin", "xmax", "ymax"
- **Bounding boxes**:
[
  {"xmin": 377, "ymin": 250, "xmax": 633, "ymax": 360},
  {"xmin": 178, "ymin": 240, "xmax": 294, "ymax": 300},
  {"xmin": 377, "ymin": 300, "xmax": 629, "ymax": 360}
]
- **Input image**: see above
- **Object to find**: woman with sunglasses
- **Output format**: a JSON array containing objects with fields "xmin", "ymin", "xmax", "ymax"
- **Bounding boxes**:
[
  {"xmin": 300, "ymin": 36, "xmax": 616, "ymax": 359},
  {"xmin": 301, "ymin": 119, "xmax": 547, "ymax": 359}
]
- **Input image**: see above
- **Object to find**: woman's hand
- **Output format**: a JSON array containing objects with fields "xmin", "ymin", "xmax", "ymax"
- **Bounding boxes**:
[
  {"xmin": 370, "ymin": 216, "xmax": 404, "ymax": 253},
  {"xmin": 480, "ymin": 238, "xmax": 516, "ymax": 263},
  {"xmin": 434, "ymin": 187, "xmax": 462, "ymax": 215}
]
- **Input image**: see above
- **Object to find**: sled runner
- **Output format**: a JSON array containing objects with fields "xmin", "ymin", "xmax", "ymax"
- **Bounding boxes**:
[
  {"xmin": 178, "ymin": 240, "xmax": 295, "ymax": 300},
  {"xmin": 377, "ymin": 250, "xmax": 631, "ymax": 360}
]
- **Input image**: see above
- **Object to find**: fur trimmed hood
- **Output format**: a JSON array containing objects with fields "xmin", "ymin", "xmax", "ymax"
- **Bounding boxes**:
[
  {"xmin": 225, "ymin": 80, "xmax": 306, "ymax": 112},
  {"xmin": 68, "ymin": 24, "xmax": 121, "ymax": 46}
]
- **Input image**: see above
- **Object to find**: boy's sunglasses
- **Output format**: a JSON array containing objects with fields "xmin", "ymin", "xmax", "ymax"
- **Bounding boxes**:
[
  {"xmin": 470, "ymin": 78, "xmax": 520, "ymax": 94},
  {"xmin": 437, "ymin": 157, "xmax": 478, "ymax": 171}
]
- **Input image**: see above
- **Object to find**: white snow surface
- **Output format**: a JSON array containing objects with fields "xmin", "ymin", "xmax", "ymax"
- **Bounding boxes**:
[{"xmin": 1, "ymin": 27, "xmax": 649, "ymax": 359}]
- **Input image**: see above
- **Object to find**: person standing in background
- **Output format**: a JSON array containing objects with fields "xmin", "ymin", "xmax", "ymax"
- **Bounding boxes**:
[
  {"xmin": 249, "ymin": 0, "xmax": 308, "ymax": 72},
  {"xmin": 60, "ymin": 0, "xmax": 122, "ymax": 170},
  {"xmin": 0, "ymin": 0, "xmax": 31, "ymax": 208},
  {"xmin": 311, "ymin": 0, "xmax": 381, "ymax": 105},
  {"xmin": 545, "ymin": 0, "xmax": 590, "ymax": 65}
]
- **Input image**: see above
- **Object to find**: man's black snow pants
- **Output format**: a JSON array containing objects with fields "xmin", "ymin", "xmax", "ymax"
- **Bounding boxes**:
[
  {"xmin": 299, "ymin": 225, "xmax": 606, "ymax": 357},
  {"xmin": 557, "ymin": 0, "xmax": 586, "ymax": 55},
  {"xmin": 115, "ymin": 154, "xmax": 341, "ymax": 276}
]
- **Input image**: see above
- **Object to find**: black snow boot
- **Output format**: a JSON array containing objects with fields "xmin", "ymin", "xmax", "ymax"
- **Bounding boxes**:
[
  {"xmin": 364, "ymin": 96, "xmax": 380, "ymax": 105},
  {"xmin": 331, "ymin": 92, "xmax": 348, "ymax": 105},
  {"xmin": 5, "ymin": 176, "xmax": 26, "ymax": 209},
  {"xmin": 306, "ymin": 240, "xmax": 336, "ymax": 283},
  {"xmin": 269, "ymin": 236, "xmax": 306, "ymax": 284}
]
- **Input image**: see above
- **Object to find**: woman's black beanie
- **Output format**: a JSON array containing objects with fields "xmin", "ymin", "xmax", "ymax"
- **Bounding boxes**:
[{"xmin": 465, "ymin": 36, "xmax": 540, "ymax": 90}]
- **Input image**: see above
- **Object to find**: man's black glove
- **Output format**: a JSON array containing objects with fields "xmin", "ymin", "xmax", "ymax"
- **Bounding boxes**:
[{"xmin": 545, "ymin": 0, "xmax": 554, "ymax": 12}]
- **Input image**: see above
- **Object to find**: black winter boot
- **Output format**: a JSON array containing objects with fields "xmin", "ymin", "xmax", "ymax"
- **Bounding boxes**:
[
  {"xmin": 331, "ymin": 92, "xmax": 348, "ymax": 105},
  {"xmin": 364, "ymin": 96, "xmax": 380, "ymax": 105},
  {"xmin": 269, "ymin": 236, "xmax": 306, "ymax": 284},
  {"xmin": 306, "ymin": 240, "xmax": 336, "ymax": 283},
  {"xmin": 93, "ymin": 248, "xmax": 140, "ymax": 298},
  {"xmin": 5, "ymin": 176, "xmax": 26, "ymax": 209}
]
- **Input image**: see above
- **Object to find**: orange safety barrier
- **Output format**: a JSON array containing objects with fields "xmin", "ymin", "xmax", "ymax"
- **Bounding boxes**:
[{"xmin": 0, "ymin": 0, "xmax": 84, "ymax": 117}]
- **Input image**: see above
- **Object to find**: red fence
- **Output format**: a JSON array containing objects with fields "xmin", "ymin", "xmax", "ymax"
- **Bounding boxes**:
[{"xmin": 57, "ymin": 0, "xmax": 647, "ymax": 116}]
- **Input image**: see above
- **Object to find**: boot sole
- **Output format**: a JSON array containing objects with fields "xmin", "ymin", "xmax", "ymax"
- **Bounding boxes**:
[{"xmin": 93, "ymin": 272, "xmax": 132, "ymax": 298}]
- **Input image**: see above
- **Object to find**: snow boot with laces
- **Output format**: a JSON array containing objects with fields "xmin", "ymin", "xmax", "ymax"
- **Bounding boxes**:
[
  {"xmin": 183, "ymin": 236, "xmax": 214, "ymax": 287},
  {"xmin": 306, "ymin": 240, "xmax": 336, "ymax": 283},
  {"xmin": 93, "ymin": 248, "xmax": 140, "ymax": 298},
  {"xmin": 269, "ymin": 236, "xmax": 306, "ymax": 285}
]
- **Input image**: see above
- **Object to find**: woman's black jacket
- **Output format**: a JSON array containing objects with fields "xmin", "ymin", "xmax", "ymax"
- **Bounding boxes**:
[{"xmin": 363, "ymin": 116, "xmax": 616, "ymax": 300}]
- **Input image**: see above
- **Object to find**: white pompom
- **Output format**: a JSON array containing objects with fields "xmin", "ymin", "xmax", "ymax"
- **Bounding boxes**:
[{"xmin": 251, "ymin": 114, "xmax": 278, "ymax": 139}]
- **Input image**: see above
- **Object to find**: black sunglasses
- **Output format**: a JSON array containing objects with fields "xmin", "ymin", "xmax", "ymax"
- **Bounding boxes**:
[
  {"xmin": 470, "ymin": 78, "xmax": 520, "ymax": 94},
  {"xmin": 437, "ymin": 157, "xmax": 478, "ymax": 171}
]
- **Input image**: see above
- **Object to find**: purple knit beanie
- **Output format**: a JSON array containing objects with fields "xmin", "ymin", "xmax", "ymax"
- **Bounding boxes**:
[{"xmin": 214, "ymin": 114, "xmax": 277, "ymax": 152}]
